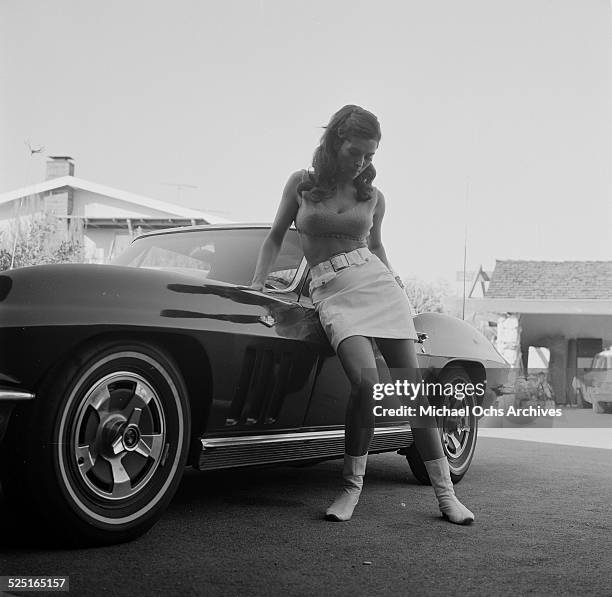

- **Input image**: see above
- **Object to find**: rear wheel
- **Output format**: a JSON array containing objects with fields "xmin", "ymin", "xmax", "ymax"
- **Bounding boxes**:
[
  {"xmin": 0, "ymin": 341, "xmax": 190, "ymax": 545},
  {"xmin": 405, "ymin": 366, "xmax": 478, "ymax": 485}
]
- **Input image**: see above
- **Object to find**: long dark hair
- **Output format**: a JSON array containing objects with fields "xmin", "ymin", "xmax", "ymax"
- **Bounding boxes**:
[{"xmin": 297, "ymin": 105, "xmax": 382, "ymax": 202}]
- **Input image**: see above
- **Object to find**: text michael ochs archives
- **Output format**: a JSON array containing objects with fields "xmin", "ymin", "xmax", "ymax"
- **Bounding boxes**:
[{"xmin": 370, "ymin": 380, "xmax": 563, "ymax": 418}]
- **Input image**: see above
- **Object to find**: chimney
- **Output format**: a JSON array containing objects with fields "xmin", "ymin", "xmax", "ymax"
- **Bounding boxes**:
[
  {"xmin": 46, "ymin": 156, "xmax": 75, "ymax": 180},
  {"xmin": 43, "ymin": 156, "xmax": 74, "ymax": 216}
]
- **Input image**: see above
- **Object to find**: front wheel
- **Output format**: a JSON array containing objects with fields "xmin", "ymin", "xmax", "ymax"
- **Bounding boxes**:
[
  {"xmin": 1, "ymin": 341, "xmax": 190, "ymax": 545},
  {"xmin": 404, "ymin": 366, "xmax": 478, "ymax": 485}
]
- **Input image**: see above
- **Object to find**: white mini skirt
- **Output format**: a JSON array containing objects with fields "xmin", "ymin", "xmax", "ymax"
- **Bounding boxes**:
[{"xmin": 310, "ymin": 249, "xmax": 418, "ymax": 352}]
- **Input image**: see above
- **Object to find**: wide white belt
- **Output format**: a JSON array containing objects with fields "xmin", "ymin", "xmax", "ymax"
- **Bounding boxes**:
[{"xmin": 310, "ymin": 247, "xmax": 371, "ymax": 279}]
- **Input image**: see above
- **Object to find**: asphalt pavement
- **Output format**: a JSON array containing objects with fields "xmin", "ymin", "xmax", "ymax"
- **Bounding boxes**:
[{"xmin": 1, "ymin": 434, "xmax": 611, "ymax": 597}]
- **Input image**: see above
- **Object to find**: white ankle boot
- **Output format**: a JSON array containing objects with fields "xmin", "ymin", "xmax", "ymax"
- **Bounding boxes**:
[
  {"xmin": 424, "ymin": 457, "xmax": 474, "ymax": 525},
  {"xmin": 325, "ymin": 454, "xmax": 367, "ymax": 522}
]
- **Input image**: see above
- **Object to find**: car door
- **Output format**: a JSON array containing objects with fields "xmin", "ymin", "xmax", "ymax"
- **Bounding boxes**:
[{"xmin": 200, "ymin": 231, "xmax": 324, "ymax": 435}]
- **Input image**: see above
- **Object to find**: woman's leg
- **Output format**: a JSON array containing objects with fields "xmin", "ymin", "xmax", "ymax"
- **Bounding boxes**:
[
  {"xmin": 375, "ymin": 338, "xmax": 474, "ymax": 524},
  {"xmin": 336, "ymin": 335, "xmax": 379, "ymax": 456},
  {"xmin": 374, "ymin": 337, "xmax": 443, "ymax": 459},
  {"xmin": 325, "ymin": 335, "xmax": 379, "ymax": 521}
]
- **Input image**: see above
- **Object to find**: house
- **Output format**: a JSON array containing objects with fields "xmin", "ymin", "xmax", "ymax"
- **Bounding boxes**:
[
  {"xmin": 467, "ymin": 260, "xmax": 612, "ymax": 405},
  {"xmin": 0, "ymin": 157, "xmax": 232, "ymax": 263}
]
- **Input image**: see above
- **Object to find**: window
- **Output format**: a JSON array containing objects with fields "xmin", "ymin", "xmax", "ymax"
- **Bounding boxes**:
[{"xmin": 113, "ymin": 227, "xmax": 305, "ymax": 289}]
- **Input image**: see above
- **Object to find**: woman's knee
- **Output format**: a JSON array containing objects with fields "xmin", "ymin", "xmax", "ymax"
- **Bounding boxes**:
[{"xmin": 348, "ymin": 371, "xmax": 378, "ymax": 399}]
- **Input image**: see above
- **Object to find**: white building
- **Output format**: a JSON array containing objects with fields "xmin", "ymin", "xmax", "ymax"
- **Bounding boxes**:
[{"xmin": 0, "ymin": 156, "xmax": 232, "ymax": 263}]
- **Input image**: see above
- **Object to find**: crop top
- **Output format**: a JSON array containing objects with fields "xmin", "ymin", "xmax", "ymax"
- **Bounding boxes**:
[{"xmin": 294, "ymin": 171, "xmax": 376, "ymax": 243}]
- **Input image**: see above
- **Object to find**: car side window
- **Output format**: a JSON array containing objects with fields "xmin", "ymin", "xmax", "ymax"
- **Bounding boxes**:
[{"xmin": 115, "ymin": 228, "xmax": 305, "ymax": 288}]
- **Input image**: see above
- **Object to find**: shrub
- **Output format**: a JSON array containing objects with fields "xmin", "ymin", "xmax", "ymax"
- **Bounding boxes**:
[
  {"xmin": 402, "ymin": 277, "xmax": 452, "ymax": 314},
  {"xmin": 0, "ymin": 213, "xmax": 83, "ymax": 270}
]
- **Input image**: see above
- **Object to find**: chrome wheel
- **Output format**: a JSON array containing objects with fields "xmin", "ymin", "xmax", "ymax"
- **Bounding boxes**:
[
  {"xmin": 439, "ymin": 396, "xmax": 476, "ymax": 473},
  {"xmin": 437, "ymin": 370, "xmax": 478, "ymax": 479},
  {"xmin": 72, "ymin": 372, "xmax": 166, "ymax": 501},
  {"xmin": 3, "ymin": 342, "xmax": 191, "ymax": 545}
]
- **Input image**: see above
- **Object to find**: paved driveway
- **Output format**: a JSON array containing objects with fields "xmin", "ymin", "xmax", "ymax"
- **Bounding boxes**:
[
  {"xmin": 480, "ymin": 406, "xmax": 612, "ymax": 450},
  {"xmin": 1, "ymin": 436, "xmax": 611, "ymax": 596}
]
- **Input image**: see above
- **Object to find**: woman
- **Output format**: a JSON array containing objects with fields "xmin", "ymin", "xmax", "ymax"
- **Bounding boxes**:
[{"xmin": 250, "ymin": 105, "xmax": 473, "ymax": 525}]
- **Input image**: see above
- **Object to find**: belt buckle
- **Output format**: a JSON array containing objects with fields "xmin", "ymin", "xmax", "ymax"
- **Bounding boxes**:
[{"xmin": 330, "ymin": 253, "xmax": 350, "ymax": 272}]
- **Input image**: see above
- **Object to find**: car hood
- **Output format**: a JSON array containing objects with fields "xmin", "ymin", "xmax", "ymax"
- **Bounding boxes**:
[{"xmin": 0, "ymin": 263, "xmax": 282, "ymax": 325}]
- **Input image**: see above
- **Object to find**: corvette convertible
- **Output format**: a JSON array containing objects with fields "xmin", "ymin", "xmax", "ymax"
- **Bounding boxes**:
[{"xmin": 0, "ymin": 224, "xmax": 507, "ymax": 545}]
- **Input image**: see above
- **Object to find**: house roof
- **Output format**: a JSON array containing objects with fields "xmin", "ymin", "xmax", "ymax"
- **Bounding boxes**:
[
  {"xmin": 486, "ymin": 260, "xmax": 612, "ymax": 300},
  {"xmin": 0, "ymin": 176, "xmax": 233, "ymax": 224}
]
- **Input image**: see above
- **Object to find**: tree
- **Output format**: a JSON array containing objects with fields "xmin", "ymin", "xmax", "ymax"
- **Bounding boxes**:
[
  {"xmin": 402, "ymin": 277, "xmax": 452, "ymax": 314},
  {"xmin": 0, "ymin": 213, "xmax": 83, "ymax": 271}
]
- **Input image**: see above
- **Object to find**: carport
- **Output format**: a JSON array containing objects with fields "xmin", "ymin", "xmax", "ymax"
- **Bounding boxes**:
[{"xmin": 467, "ymin": 260, "xmax": 612, "ymax": 404}]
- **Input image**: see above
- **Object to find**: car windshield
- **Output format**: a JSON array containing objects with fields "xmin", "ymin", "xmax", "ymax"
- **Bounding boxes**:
[{"xmin": 112, "ymin": 227, "xmax": 304, "ymax": 288}]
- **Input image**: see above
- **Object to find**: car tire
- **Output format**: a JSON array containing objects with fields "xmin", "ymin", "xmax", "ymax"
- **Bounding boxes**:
[
  {"xmin": 0, "ymin": 341, "xmax": 190, "ymax": 546},
  {"xmin": 405, "ymin": 366, "xmax": 478, "ymax": 485}
]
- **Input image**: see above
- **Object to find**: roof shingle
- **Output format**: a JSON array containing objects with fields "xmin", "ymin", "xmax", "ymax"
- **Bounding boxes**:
[{"xmin": 486, "ymin": 260, "xmax": 612, "ymax": 300}]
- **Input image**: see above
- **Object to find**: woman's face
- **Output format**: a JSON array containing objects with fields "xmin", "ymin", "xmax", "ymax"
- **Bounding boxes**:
[{"xmin": 336, "ymin": 136, "xmax": 378, "ymax": 180}]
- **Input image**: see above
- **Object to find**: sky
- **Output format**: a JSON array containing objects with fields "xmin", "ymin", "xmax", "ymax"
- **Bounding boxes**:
[{"xmin": 1, "ymin": 0, "xmax": 610, "ymax": 283}]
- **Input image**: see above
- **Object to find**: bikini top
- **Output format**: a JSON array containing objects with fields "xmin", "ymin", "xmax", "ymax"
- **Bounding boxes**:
[{"xmin": 294, "ymin": 171, "xmax": 376, "ymax": 243}]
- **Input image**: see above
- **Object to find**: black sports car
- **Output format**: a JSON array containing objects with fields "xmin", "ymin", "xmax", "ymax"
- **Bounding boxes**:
[{"xmin": 0, "ymin": 224, "xmax": 506, "ymax": 545}]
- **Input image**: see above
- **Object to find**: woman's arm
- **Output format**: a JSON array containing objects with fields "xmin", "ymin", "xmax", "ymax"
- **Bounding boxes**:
[
  {"xmin": 250, "ymin": 170, "xmax": 302, "ymax": 290},
  {"xmin": 368, "ymin": 189, "xmax": 391, "ymax": 268},
  {"xmin": 368, "ymin": 189, "xmax": 404, "ymax": 287}
]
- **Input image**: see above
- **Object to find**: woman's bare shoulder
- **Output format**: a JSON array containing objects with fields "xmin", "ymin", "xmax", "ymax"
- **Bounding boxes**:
[
  {"xmin": 285, "ymin": 169, "xmax": 310, "ymax": 201},
  {"xmin": 284, "ymin": 169, "xmax": 308, "ymax": 190},
  {"xmin": 280, "ymin": 170, "xmax": 308, "ymax": 206},
  {"xmin": 290, "ymin": 169, "xmax": 310, "ymax": 183}
]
